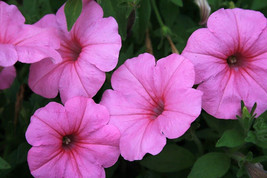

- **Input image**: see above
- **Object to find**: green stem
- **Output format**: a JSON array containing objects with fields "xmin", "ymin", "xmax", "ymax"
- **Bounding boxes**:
[
  {"xmin": 190, "ymin": 128, "xmax": 204, "ymax": 155},
  {"xmin": 150, "ymin": 0, "xmax": 165, "ymax": 28}
]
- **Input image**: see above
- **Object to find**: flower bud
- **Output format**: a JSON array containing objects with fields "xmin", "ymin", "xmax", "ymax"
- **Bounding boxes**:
[{"xmin": 195, "ymin": 0, "xmax": 211, "ymax": 25}]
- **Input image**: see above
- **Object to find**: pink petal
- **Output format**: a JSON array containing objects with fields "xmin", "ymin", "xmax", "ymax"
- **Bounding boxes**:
[
  {"xmin": 198, "ymin": 68, "xmax": 242, "ymax": 119},
  {"xmin": 101, "ymin": 90, "xmax": 151, "ymax": 123},
  {"xmin": 207, "ymin": 8, "xmax": 266, "ymax": 54},
  {"xmin": 55, "ymin": 0, "xmax": 103, "ymax": 34},
  {"xmin": 182, "ymin": 28, "xmax": 229, "ymax": 83},
  {"xmin": 34, "ymin": 14, "xmax": 57, "ymax": 28},
  {"xmin": 0, "ymin": 2, "xmax": 25, "ymax": 26},
  {"xmin": 154, "ymin": 54, "xmax": 195, "ymax": 94},
  {"xmin": 112, "ymin": 53, "xmax": 156, "ymax": 98},
  {"xmin": 28, "ymin": 145, "xmax": 65, "ymax": 177},
  {"xmin": 0, "ymin": 66, "xmax": 16, "ymax": 90},
  {"xmin": 14, "ymin": 25, "xmax": 62, "ymax": 64},
  {"xmin": 158, "ymin": 88, "xmax": 202, "ymax": 138},
  {"xmin": 28, "ymin": 59, "xmax": 66, "ymax": 99},
  {"xmin": 120, "ymin": 119, "xmax": 166, "ymax": 161},
  {"xmin": 0, "ymin": 44, "xmax": 18, "ymax": 67},
  {"xmin": 244, "ymin": 26, "xmax": 267, "ymax": 57},
  {"xmin": 72, "ymin": 0, "xmax": 103, "ymax": 29},
  {"xmin": 64, "ymin": 97, "xmax": 109, "ymax": 134},
  {"xmin": 25, "ymin": 102, "xmax": 68, "ymax": 146},
  {"xmin": 75, "ymin": 17, "xmax": 121, "ymax": 71},
  {"xmin": 59, "ymin": 61, "xmax": 105, "ymax": 103},
  {"xmin": 199, "ymin": 67, "xmax": 267, "ymax": 119},
  {"xmin": 77, "ymin": 125, "xmax": 120, "ymax": 168}
]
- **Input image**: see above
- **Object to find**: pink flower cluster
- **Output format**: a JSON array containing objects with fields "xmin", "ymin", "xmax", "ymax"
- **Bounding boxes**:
[{"xmin": 2, "ymin": 0, "xmax": 267, "ymax": 177}]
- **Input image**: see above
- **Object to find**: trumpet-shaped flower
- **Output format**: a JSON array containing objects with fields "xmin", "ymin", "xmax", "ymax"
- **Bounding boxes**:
[
  {"xmin": 182, "ymin": 8, "xmax": 267, "ymax": 119},
  {"xmin": 28, "ymin": 0, "xmax": 121, "ymax": 103},
  {"xmin": 0, "ymin": 1, "xmax": 61, "ymax": 89},
  {"xmin": 26, "ymin": 97, "xmax": 120, "ymax": 178},
  {"xmin": 101, "ymin": 53, "xmax": 202, "ymax": 161}
]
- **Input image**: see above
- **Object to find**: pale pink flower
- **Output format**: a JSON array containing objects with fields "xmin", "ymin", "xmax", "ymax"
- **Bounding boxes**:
[
  {"xmin": 28, "ymin": 0, "xmax": 121, "ymax": 103},
  {"xmin": 101, "ymin": 53, "xmax": 202, "ymax": 161},
  {"xmin": 182, "ymin": 8, "xmax": 267, "ymax": 119},
  {"xmin": 0, "ymin": 1, "xmax": 61, "ymax": 89},
  {"xmin": 0, "ymin": 66, "xmax": 16, "ymax": 89},
  {"xmin": 26, "ymin": 97, "xmax": 120, "ymax": 178}
]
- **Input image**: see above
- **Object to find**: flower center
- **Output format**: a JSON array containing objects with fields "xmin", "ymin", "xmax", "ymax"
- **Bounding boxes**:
[
  {"xmin": 152, "ymin": 100, "xmax": 165, "ymax": 118},
  {"xmin": 227, "ymin": 55, "xmax": 237, "ymax": 65},
  {"xmin": 62, "ymin": 135, "xmax": 74, "ymax": 149},
  {"xmin": 60, "ymin": 37, "xmax": 82, "ymax": 61}
]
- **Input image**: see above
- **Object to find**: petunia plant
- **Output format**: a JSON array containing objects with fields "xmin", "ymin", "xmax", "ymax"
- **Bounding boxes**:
[{"xmin": 1, "ymin": 0, "xmax": 267, "ymax": 178}]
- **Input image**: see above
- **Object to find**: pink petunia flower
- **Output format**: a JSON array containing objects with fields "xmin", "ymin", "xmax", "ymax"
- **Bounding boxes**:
[
  {"xmin": 0, "ymin": 1, "xmax": 61, "ymax": 89},
  {"xmin": 182, "ymin": 8, "xmax": 267, "ymax": 119},
  {"xmin": 0, "ymin": 66, "xmax": 16, "ymax": 90},
  {"xmin": 101, "ymin": 53, "xmax": 202, "ymax": 161},
  {"xmin": 26, "ymin": 97, "xmax": 120, "ymax": 178},
  {"xmin": 28, "ymin": 0, "xmax": 121, "ymax": 103}
]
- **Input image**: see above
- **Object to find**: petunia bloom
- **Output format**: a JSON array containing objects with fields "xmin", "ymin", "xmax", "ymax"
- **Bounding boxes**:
[
  {"xmin": 28, "ymin": 0, "xmax": 121, "ymax": 103},
  {"xmin": 182, "ymin": 8, "xmax": 267, "ymax": 119},
  {"xmin": 0, "ymin": 1, "xmax": 61, "ymax": 89},
  {"xmin": 26, "ymin": 97, "xmax": 120, "ymax": 178},
  {"xmin": 101, "ymin": 53, "xmax": 202, "ymax": 161}
]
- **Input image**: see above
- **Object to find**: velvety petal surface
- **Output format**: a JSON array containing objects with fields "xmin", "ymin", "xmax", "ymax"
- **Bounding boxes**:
[
  {"xmin": 0, "ymin": 66, "xmax": 16, "ymax": 89},
  {"xmin": 25, "ymin": 102, "xmax": 67, "ymax": 146},
  {"xmin": 0, "ymin": 44, "xmax": 18, "ymax": 67},
  {"xmin": 76, "ymin": 17, "xmax": 121, "ymax": 71},
  {"xmin": 59, "ymin": 61, "xmax": 105, "ymax": 103},
  {"xmin": 29, "ymin": 59, "xmax": 66, "ymax": 99}
]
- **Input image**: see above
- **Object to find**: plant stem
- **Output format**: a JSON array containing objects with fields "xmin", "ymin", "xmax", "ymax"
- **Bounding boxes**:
[
  {"xmin": 145, "ymin": 29, "xmax": 153, "ymax": 54},
  {"xmin": 150, "ymin": 0, "xmax": 165, "ymax": 28},
  {"xmin": 190, "ymin": 128, "xmax": 204, "ymax": 155}
]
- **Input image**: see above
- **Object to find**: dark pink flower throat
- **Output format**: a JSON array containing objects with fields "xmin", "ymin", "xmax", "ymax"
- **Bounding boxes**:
[
  {"xmin": 60, "ymin": 37, "xmax": 82, "ymax": 61},
  {"xmin": 227, "ymin": 53, "xmax": 246, "ymax": 67},
  {"xmin": 152, "ymin": 100, "xmax": 165, "ymax": 118},
  {"xmin": 62, "ymin": 134, "xmax": 75, "ymax": 149}
]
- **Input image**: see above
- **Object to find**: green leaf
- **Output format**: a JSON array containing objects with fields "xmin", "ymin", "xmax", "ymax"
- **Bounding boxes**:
[
  {"xmin": 0, "ymin": 157, "xmax": 11, "ymax": 170},
  {"xmin": 188, "ymin": 152, "xmax": 230, "ymax": 178},
  {"xmin": 251, "ymin": 0, "xmax": 267, "ymax": 10},
  {"xmin": 140, "ymin": 144, "xmax": 195, "ymax": 172},
  {"xmin": 64, "ymin": 0, "xmax": 83, "ymax": 31},
  {"xmin": 202, "ymin": 112, "xmax": 240, "ymax": 135},
  {"xmin": 132, "ymin": 0, "xmax": 151, "ymax": 43},
  {"xmin": 169, "ymin": 0, "xmax": 183, "ymax": 7},
  {"xmin": 216, "ymin": 129, "xmax": 245, "ymax": 148}
]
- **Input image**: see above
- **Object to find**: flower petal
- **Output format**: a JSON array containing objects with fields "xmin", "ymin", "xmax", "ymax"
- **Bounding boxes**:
[
  {"xmin": 154, "ymin": 54, "xmax": 195, "ymax": 94},
  {"xmin": 59, "ymin": 61, "xmax": 105, "ymax": 103},
  {"xmin": 0, "ymin": 66, "xmax": 16, "ymax": 90},
  {"xmin": 158, "ymin": 88, "xmax": 202, "ymax": 138},
  {"xmin": 182, "ymin": 28, "xmax": 228, "ymax": 83},
  {"xmin": 120, "ymin": 119, "xmax": 166, "ymax": 161},
  {"xmin": 76, "ymin": 17, "xmax": 121, "ymax": 71},
  {"xmin": 65, "ymin": 97, "xmax": 109, "ymax": 134},
  {"xmin": 25, "ymin": 102, "xmax": 68, "ymax": 146},
  {"xmin": 0, "ymin": 44, "xmax": 18, "ymax": 67},
  {"xmin": 14, "ymin": 25, "xmax": 62, "ymax": 64},
  {"xmin": 28, "ymin": 146, "xmax": 65, "ymax": 178},
  {"xmin": 28, "ymin": 59, "xmax": 66, "ymax": 99},
  {"xmin": 77, "ymin": 125, "xmax": 120, "ymax": 167}
]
